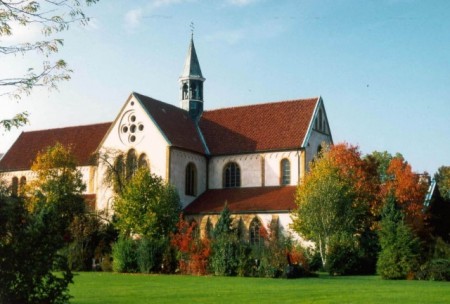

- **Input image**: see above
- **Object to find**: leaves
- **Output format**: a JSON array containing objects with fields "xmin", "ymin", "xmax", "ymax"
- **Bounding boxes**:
[{"xmin": 113, "ymin": 167, "xmax": 181, "ymax": 239}]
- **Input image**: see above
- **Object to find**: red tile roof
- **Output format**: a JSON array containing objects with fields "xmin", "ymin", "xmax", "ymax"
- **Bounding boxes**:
[
  {"xmin": 184, "ymin": 186, "xmax": 297, "ymax": 214},
  {"xmin": 199, "ymin": 98, "xmax": 318, "ymax": 155},
  {"xmin": 134, "ymin": 93, "xmax": 206, "ymax": 154},
  {"xmin": 0, "ymin": 122, "xmax": 111, "ymax": 172}
]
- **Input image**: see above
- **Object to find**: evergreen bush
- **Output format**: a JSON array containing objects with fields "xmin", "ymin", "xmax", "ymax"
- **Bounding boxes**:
[
  {"xmin": 377, "ymin": 197, "xmax": 420, "ymax": 279},
  {"xmin": 112, "ymin": 237, "xmax": 138, "ymax": 273}
]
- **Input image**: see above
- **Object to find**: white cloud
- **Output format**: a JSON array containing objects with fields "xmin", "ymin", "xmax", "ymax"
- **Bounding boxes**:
[{"xmin": 124, "ymin": 8, "xmax": 143, "ymax": 29}]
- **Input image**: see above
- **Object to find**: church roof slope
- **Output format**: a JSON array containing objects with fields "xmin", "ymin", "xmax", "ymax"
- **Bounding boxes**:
[
  {"xmin": 134, "ymin": 93, "xmax": 206, "ymax": 154},
  {"xmin": 0, "ymin": 122, "xmax": 111, "ymax": 172},
  {"xmin": 199, "ymin": 98, "xmax": 318, "ymax": 155},
  {"xmin": 184, "ymin": 186, "xmax": 297, "ymax": 214}
]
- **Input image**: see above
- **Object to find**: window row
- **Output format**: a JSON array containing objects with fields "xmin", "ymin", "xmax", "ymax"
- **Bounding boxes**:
[
  {"xmin": 200, "ymin": 217, "xmax": 265, "ymax": 246},
  {"xmin": 114, "ymin": 149, "xmax": 149, "ymax": 181},
  {"xmin": 10, "ymin": 176, "xmax": 26, "ymax": 197},
  {"xmin": 184, "ymin": 159, "xmax": 292, "ymax": 196}
]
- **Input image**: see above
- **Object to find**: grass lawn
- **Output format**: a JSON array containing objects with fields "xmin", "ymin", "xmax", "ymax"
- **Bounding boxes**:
[{"xmin": 70, "ymin": 272, "xmax": 450, "ymax": 304}]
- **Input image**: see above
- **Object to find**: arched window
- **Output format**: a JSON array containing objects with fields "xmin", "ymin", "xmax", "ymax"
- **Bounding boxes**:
[
  {"xmin": 185, "ymin": 162, "xmax": 197, "ymax": 196},
  {"xmin": 318, "ymin": 109, "xmax": 323, "ymax": 132},
  {"xmin": 249, "ymin": 217, "xmax": 263, "ymax": 246},
  {"xmin": 223, "ymin": 162, "xmax": 241, "ymax": 188},
  {"xmin": 280, "ymin": 159, "xmax": 291, "ymax": 185},
  {"xmin": 190, "ymin": 219, "xmax": 200, "ymax": 239},
  {"xmin": 11, "ymin": 176, "xmax": 18, "ymax": 197},
  {"xmin": 138, "ymin": 153, "xmax": 149, "ymax": 169},
  {"xmin": 19, "ymin": 176, "xmax": 26, "ymax": 194},
  {"xmin": 205, "ymin": 217, "xmax": 214, "ymax": 239},
  {"xmin": 126, "ymin": 149, "xmax": 138, "ymax": 180}
]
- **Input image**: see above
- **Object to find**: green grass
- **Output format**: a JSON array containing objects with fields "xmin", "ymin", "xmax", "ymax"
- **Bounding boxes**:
[{"xmin": 70, "ymin": 272, "xmax": 450, "ymax": 304}]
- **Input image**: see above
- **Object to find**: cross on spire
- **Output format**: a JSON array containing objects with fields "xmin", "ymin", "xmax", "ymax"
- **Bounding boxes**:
[{"xmin": 190, "ymin": 22, "xmax": 195, "ymax": 37}]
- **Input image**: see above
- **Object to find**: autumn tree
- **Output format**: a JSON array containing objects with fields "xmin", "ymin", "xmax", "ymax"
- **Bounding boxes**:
[
  {"xmin": 382, "ymin": 156, "xmax": 428, "ymax": 229},
  {"xmin": 0, "ymin": 0, "xmax": 99, "ymax": 130},
  {"xmin": 293, "ymin": 143, "xmax": 379, "ymax": 273}
]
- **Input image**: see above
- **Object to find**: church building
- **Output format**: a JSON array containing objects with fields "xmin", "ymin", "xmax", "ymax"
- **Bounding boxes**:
[{"xmin": 0, "ymin": 36, "xmax": 333, "ymax": 239}]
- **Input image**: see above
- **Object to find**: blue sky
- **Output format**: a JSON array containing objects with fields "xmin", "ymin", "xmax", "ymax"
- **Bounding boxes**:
[{"xmin": 1, "ymin": 0, "xmax": 449, "ymax": 175}]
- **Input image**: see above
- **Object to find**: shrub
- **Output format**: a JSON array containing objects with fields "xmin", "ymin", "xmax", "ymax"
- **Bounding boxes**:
[
  {"xmin": 0, "ymin": 196, "xmax": 73, "ymax": 304},
  {"xmin": 112, "ymin": 237, "xmax": 138, "ymax": 273},
  {"xmin": 210, "ymin": 234, "xmax": 239, "ymax": 276},
  {"xmin": 170, "ymin": 216, "xmax": 210, "ymax": 275},
  {"xmin": 377, "ymin": 197, "xmax": 420, "ymax": 279},
  {"xmin": 136, "ymin": 237, "xmax": 167, "ymax": 273}
]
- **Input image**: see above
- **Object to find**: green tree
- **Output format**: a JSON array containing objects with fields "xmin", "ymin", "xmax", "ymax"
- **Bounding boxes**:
[
  {"xmin": 377, "ymin": 196, "xmax": 420, "ymax": 279},
  {"xmin": 0, "ymin": 0, "xmax": 99, "ymax": 130},
  {"xmin": 435, "ymin": 166, "xmax": 450, "ymax": 200},
  {"xmin": 113, "ymin": 167, "xmax": 181, "ymax": 239},
  {"xmin": 210, "ymin": 204, "xmax": 240, "ymax": 276},
  {"xmin": 0, "ymin": 143, "xmax": 86, "ymax": 303}
]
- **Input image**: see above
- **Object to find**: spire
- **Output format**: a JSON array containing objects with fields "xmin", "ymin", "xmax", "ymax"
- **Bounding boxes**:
[
  {"xmin": 179, "ymin": 32, "xmax": 205, "ymax": 121},
  {"xmin": 180, "ymin": 36, "xmax": 203, "ymax": 80}
]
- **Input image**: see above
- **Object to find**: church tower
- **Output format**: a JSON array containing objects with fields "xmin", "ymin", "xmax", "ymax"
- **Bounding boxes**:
[{"xmin": 179, "ymin": 35, "xmax": 205, "ymax": 120}]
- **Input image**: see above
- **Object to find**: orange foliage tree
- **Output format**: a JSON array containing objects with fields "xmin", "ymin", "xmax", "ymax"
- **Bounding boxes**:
[
  {"xmin": 382, "ymin": 157, "xmax": 428, "ymax": 229},
  {"xmin": 170, "ymin": 215, "xmax": 210, "ymax": 275}
]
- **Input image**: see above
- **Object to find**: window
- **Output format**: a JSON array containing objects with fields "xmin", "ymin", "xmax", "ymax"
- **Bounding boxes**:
[
  {"xmin": 185, "ymin": 162, "xmax": 197, "ymax": 196},
  {"xmin": 126, "ymin": 149, "xmax": 138, "ymax": 180},
  {"xmin": 249, "ymin": 217, "xmax": 263, "ymax": 246},
  {"xmin": 223, "ymin": 162, "xmax": 241, "ymax": 188},
  {"xmin": 19, "ymin": 176, "xmax": 26, "ymax": 194},
  {"xmin": 138, "ymin": 153, "xmax": 149, "ymax": 169},
  {"xmin": 280, "ymin": 159, "xmax": 291, "ymax": 185},
  {"xmin": 11, "ymin": 176, "xmax": 18, "ymax": 197},
  {"xmin": 318, "ymin": 109, "xmax": 323, "ymax": 132}
]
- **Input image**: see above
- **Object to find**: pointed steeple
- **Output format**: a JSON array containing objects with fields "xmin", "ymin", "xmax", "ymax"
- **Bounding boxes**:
[
  {"xmin": 179, "ymin": 34, "xmax": 205, "ymax": 121},
  {"xmin": 181, "ymin": 35, "xmax": 203, "ymax": 79}
]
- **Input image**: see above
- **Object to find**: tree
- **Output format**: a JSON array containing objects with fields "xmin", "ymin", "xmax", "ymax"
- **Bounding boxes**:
[
  {"xmin": 377, "ymin": 196, "xmax": 420, "ymax": 279},
  {"xmin": 0, "ymin": 143, "xmax": 86, "ymax": 303},
  {"xmin": 435, "ymin": 166, "xmax": 450, "ymax": 200},
  {"xmin": 0, "ymin": 0, "xmax": 99, "ymax": 130},
  {"xmin": 28, "ymin": 142, "xmax": 86, "ymax": 225},
  {"xmin": 382, "ymin": 157, "xmax": 428, "ymax": 227},
  {"xmin": 292, "ymin": 143, "xmax": 373, "ymax": 271},
  {"xmin": 113, "ymin": 167, "xmax": 181, "ymax": 239}
]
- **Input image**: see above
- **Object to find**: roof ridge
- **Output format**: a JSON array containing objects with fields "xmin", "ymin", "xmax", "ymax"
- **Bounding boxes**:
[
  {"xmin": 133, "ymin": 92, "xmax": 187, "ymax": 113},
  {"xmin": 204, "ymin": 97, "xmax": 320, "ymax": 113},
  {"xmin": 20, "ymin": 121, "xmax": 112, "ymax": 134}
]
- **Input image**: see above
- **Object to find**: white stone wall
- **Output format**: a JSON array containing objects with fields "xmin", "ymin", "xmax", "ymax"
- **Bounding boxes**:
[
  {"xmin": 96, "ymin": 94, "xmax": 170, "ymax": 210},
  {"xmin": 169, "ymin": 148, "xmax": 207, "ymax": 208},
  {"xmin": 305, "ymin": 130, "xmax": 332, "ymax": 170},
  {"xmin": 0, "ymin": 166, "xmax": 95, "ymax": 194},
  {"xmin": 208, "ymin": 150, "xmax": 302, "ymax": 189}
]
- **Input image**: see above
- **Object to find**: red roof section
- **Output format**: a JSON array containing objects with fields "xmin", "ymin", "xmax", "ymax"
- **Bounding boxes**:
[
  {"xmin": 134, "ymin": 93, "xmax": 206, "ymax": 154},
  {"xmin": 199, "ymin": 98, "xmax": 318, "ymax": 155},
  {"xmin": 184, "ymin": 186, "xmax": 297, "ymax": 214},
  {"xmin": 0, "ymin": 122, "xmax": 111, "ymax": 172}
]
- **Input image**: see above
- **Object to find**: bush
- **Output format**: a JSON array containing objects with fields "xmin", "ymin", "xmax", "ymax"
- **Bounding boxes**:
[
  {"xmin": 137, "ymin": 238, "xmax": 167, "ymax": 273},
  {"xmin": 0, "ymin": 196, "xmax": 73, "ymax": 304},
  {"xmin": 112, "ymin": 237, "xmax": 138, "ymax": 273},
  {"xmin": 210, "ymin": 234, "xmax": 239, "ymax": 276},
  {"xmin": 377, "ymin": 198, "xmax": 420, "ymax": 279},
  {"xmin": 418, "ymin": 259, "xmax": 450, "ymax": 281}
]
